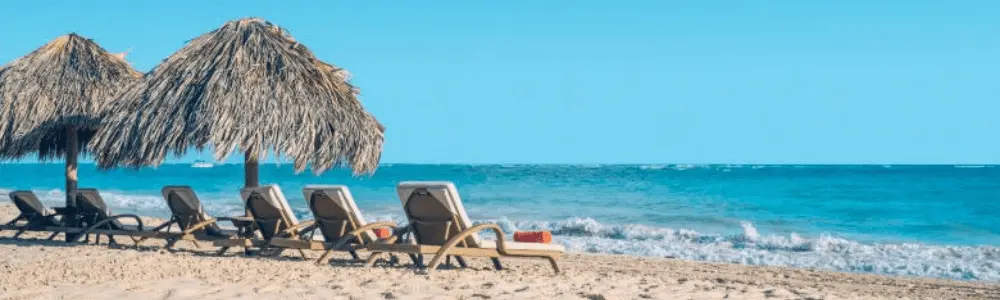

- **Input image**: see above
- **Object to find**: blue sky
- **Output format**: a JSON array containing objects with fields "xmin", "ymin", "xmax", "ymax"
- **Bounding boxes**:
[{"xmin": 1, "ymin": 1, "xmax": 998, "ymax": 164}]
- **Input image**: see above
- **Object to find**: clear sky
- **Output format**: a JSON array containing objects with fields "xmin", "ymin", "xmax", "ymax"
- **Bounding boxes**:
[{"xmin": 1, "ymin": 1, "xmax": 998, "ymax": 164}]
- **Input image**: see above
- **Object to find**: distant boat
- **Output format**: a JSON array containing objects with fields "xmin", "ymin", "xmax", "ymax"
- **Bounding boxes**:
[{"xmin": 191, "ymin": 160, "xmax": 214, "ymax": 168}]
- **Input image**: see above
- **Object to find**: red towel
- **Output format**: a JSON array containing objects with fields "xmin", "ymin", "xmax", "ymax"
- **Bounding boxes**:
[
  {"xmin": 373, "ymin": 228, "xmax": 392, "ymax": 239},
  {"xmin": 513, "ymin": 231, "xmax": 552, "ymax": 244}
]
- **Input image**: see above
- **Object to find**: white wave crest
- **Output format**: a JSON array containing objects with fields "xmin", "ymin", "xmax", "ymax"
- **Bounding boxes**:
[{"xmin": 477, "ymin": 217, "xmax": 1000, "ymax": 281}]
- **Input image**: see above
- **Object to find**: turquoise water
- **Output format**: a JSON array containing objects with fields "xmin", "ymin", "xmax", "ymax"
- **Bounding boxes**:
[{"xmin": 1, "ymin": 163, "xmax": 998, "ymax": 281}]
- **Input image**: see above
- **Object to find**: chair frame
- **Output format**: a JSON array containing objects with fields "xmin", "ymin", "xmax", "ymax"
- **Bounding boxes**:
[
  {"xmin": 367, "ymin": 215, "xmax": 561, "ymax": 274},
  {"xmin": 213, "ymin": 212, "xmax": 318, "ymax": 258}
]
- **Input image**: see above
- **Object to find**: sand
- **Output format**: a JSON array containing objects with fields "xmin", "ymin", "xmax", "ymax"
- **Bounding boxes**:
[{"xmin": 0, "ymin": 204, "xmax": 996, "ymax": 300}]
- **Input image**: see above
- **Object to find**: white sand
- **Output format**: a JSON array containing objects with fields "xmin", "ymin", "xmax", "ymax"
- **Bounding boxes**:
[{"xmin": 0, "ymin": 204, "xmax": 996, "ymax": 299}]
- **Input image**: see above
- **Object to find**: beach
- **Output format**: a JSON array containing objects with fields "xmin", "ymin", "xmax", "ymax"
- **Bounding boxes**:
[
  {"xmin": 1, "ymin": 204, "xmax": 997, "ymax": 299},
  {"xmin": 1, "ymin": 3, "xmax": 997, "ymax": 299}
]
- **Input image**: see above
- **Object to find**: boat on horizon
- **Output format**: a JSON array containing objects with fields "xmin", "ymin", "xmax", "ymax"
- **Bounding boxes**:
[{"xmin": 191, "ymin": 160, "xmax": 214, "ymax": 168}]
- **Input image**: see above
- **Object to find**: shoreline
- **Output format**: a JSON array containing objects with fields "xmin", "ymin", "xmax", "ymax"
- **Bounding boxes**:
[{"xmin": 0, "ymin": 204, "xmax": 997, "ymax": 299}]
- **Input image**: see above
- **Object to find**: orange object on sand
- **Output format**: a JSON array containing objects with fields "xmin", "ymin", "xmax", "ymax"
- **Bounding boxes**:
[
  {"xmin": 513, "ymin": 231, "xmax": 553, "ymax": 244},
  {"xmin": 373, "ymin": 228, "xmax": 392, "ymax": 239}
]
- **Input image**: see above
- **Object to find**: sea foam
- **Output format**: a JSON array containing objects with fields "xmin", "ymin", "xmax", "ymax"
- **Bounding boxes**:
[{"xmin": 477, "ymin": 217, "xmax": 1000, "ymax": 281}]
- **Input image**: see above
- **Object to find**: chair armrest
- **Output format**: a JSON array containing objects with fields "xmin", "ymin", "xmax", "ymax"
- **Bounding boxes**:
[
  {"xmin": 328, "ymin": 221, "xmax": 397, "ymax": 250},
  {"xmin": 109, "ymin": 214, "xmax": 145, "ymax": 231},
  {"xmin": 425, "ymin": 223, "xmax": 507, "ymax": 270},
  {"xmin": 218, "ymin": 216, "xmax": 253, "ymax": 223},
  {"xmin": 282, "ymin": 220, "xmax": 317, "ymax": 236},
  {"xmin": 350, "ymin": 221, "xmax": 397, "ymax": 236},
  {"xmin": 181, "ymin": 219, "xmax": 221, "ymax": 235},
  {"xmin": 438, "ymin": 223, "xmax": 507, "ymax": 251},
  {"xmin": 72, "ymin": 214, "xmax": 147, "ymax": 242}
]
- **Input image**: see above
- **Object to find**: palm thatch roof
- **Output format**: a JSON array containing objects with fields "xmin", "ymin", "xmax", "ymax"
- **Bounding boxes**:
[
  {"xmin": 0, "ymin": 33, "xmax": 141, "ymax": 160},
  {"xmin": 90, "ymin": 18, "xmax": 384, "ymax": 175}
]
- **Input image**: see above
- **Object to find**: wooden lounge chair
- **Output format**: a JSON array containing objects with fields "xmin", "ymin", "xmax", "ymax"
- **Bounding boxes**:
[
  {"xmin": 64, "ymin": 188, "xmax": 157, "ymax": 245},
  {"xmin": 213, "ymin": 185, "xmax": 315, "ymax": 257},
  {"xmin": 366, "ymin": 181, "xmax": 564, "ymax": 274},
  {"xmin": 269, "ymin": 185, "xmax": 396, "ymax": 264},
  {"xmin": 0, "ymin": 191, "xmax": 68, "ymax": 239},
  {"xmin": 133, "ymin": 186, "xmax": 243, "ymax": 250}
]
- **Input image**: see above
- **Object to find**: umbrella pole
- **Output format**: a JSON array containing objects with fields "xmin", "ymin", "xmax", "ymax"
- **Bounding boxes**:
[
  {"xmin": 244, "ymin": 151, "xmax": 259, "ymax": 188},
  {"xmin": 65, "ymin": 127, "xmax": 78, "ymax": 208},
  {"xmin": 243, "ymin": 151, "xmax": 259, "ymax": 217}
]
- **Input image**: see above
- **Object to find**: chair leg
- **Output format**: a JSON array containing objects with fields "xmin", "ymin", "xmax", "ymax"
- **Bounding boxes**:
[
  {"xmin": 546, "ymin": 256, "xmax": 560, "ymax": 274},
  {"xmin": 456, "ymin": 256, "xmax": 468, "ymax": 268},
  {"xmin": 46, "ymin": 232, "xmax": 60, "ymax": 241},
  {"xmin": 127, "ymin": 235, "xmax": 140, "ymax": 246},
  {"xmin": 165, "ymin": 238, "xmax": 179, "ymax": 251},
  {"xmin": 297, "ymin": 249, "xmax": 309, "ymax": 259},
  {"xmin": 190, "ymin": 240, "xmax": 202, "ymax": 248},
  {"xmin": 414, "ymin": 254, "xmax": 426, "ymax": 268},
  {"xmin": 491, "ymin": 257, "xmax": 504, "ymax": 271},
  {"xmin": 428, "ymin": 253, "xmax": 459, "ymax": 271},
  {"xmin": 63, "ymin": 232, "xmax": 78, "ymax": 243},
  {"xmin": 316, "ymin": 250, "xmax": 335, "ymax": 265},
  {"xmin": 365, "ymin": 252, "xmax": 384, "ymax": 266},
  {"xmin": 216, "ymin": 246, "xmax": 230, "ymax": 256},
  {"xmin": 349, "ymin": 250, "xmax": 360, "ymax": 261},
  {"xmin": 13, "ymin": 229, "xmax": 25, "ymax": 239}
]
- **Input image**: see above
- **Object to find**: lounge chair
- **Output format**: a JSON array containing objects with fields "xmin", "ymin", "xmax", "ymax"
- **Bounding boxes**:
[
  {"xmin": 133, "ymin": 186, "xmax": 242, "ymax": 250},
  {"xmin": 0, "ymin": 191, "xmax": 67, "ymax": 239},
  {"xmin": 66, "ymin": 188, "xmax": 155, "ymax": 245},
  {"xmin": 366, "ymin": 181, "xmax": 564, "ymax": 274},
  {"xmin": 213, "ymin": 185, "xmax": 315, "ymax": 257},
  {"xmin": 269, "ymin": 185, "xmax": 397, "ymax": 264}
]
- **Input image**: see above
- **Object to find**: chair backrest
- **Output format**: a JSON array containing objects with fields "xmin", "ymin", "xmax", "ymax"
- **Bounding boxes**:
[
  {"xmin": 161, "ymin": 186, "xmax": 213, "ymax": 231},
  {"xmin": 9, "ymin": 191, "xmax": 53, "ymax": 218},
  {"xmin": 397, "ymin": 181, "xmax": 482, "ymax": 247},
  {"xmin": 241, "ymin": 185, "xmax": 298, "ymax": 239},
  {"xmin": 303, "ymin": 185, "xmax": 375, "ymax": 243},
  {"xmin": 73, "ymin": 188, "xmax": 111, "ymax": 220}
]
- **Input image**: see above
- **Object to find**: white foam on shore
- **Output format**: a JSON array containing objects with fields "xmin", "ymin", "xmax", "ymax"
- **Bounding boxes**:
[{"xmin": 481, "ymin": 217, "xmax": 1000, "ymax": 281}]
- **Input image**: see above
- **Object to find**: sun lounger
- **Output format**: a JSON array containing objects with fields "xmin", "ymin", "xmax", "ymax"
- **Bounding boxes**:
[
  {"xmin": 133, "ymin": 186, "xmax": 242, "ymax": 250},
  {"xmin": 64, "ymin": 188, "xmax": 158, "ymax": 245},
  {"xmin": 268, "ymin": 185, "xmax": 396, "ymax": 264},
  {"xmin": 366, "ymin": 181, "xmax": 564, "ymax": 274},
  {"xmin": 213, "ymin": 185, "xmax": 315, "ymax": 257},
  {"xmin": 0, "ymin": 191, "xmax": 68, "ymax": 239}
]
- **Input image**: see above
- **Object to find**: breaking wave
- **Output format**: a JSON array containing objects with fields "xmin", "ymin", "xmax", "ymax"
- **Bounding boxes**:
[{"xmin": 479, "ymin": 217, "xmax": 1000, "ymax": 281}]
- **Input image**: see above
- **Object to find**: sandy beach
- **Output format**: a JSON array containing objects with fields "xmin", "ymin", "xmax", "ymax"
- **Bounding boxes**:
[{"xmin": 0, "ymin": 204, "xmax": 996, "ymax": 300}]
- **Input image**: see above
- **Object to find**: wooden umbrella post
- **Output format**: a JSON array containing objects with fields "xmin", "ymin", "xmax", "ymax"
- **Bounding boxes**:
[
  {"xmin": 244, "ymin": 151, "xmax": 259, "ymax": 188},
  {"xmin": 243, "ymin": 151, "xmax": 259, "ymax": 217},
  {"xmin": 65, "ymin": 126, "xmax": 79, "ymax": 208}
]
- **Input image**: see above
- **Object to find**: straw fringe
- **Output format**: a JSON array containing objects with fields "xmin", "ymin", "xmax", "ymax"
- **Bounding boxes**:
[
  {"xmin": 90, "ymin": 18, "xmax": 384, "ymax": 175},
  {"xmin": 0, "ymin": 33, "xmax": 140, "ymax": 160}
]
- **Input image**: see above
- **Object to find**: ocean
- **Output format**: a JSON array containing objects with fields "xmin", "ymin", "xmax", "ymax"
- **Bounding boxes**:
[{"xmin": 1, "ymin": 163, "xmax": 998, "ymax": 281}]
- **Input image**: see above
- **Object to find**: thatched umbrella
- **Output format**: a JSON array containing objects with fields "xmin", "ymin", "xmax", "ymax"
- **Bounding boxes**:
[
  {"xmin": 0, "ymin": 33, "xmax": 141, "ymax": 207},
  {"xmin": 90, "ymin": 18, "xmax": 384, "ymax": 188}
]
